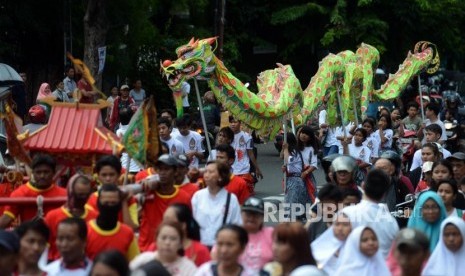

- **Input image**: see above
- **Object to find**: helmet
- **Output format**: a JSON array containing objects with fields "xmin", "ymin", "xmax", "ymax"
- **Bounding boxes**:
[
  {"xmin": 29, "ymin": 105, "xmax": 46, "ymax": 124},
  {"xmin": 380, "ymin": 150, "xmax": 402, "ymax": 171},
  {"xmin": 331, "ymin": 155, "xmax": 357, "ymax": 173}
]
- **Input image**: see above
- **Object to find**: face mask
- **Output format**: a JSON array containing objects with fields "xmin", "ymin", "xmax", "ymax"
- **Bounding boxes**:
[
  {"xmin": 69, "ymin": 195, "xmax": 88, "ymax": 211},
  {"xmin": 97, "ymin": 201, "xmax": 121, "ymax": 230}
]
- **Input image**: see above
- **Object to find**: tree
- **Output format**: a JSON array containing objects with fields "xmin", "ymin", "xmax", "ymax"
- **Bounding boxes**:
[{"xmin": 83, "ymin": 0, "xmax": 108, "ymax": 86}]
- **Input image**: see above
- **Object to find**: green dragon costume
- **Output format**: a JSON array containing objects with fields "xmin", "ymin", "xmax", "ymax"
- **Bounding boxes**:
[{"xmin": 161, "ymin": 37, "xmax": 439, "ymax": 138}]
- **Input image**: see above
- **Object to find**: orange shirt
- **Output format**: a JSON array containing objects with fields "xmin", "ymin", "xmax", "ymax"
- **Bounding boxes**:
[
  {"xmin": 3, "ymin": 183, "xmax": 66, "ymax": 222},
  {"xmin": 86, "ymin": 220, "xmax": 139, "ymax": 261},
  {"xmin": 135, "ymin": 168, "xmax": 156, "ymax": 183},
  {"xmin": 44, "ymin": 206, "xmax": 98, "ymax": 260},
  {"xmin": 177, "ymin": 183, "xmax": 199, "ymax": 200},
  {"xmin": 225, "ymin": 175, "xmax": 251, "ymax": 205},
  {"xmin": 86, "ymin": 191, "xmax": 139, "ymax": 226},
  {"xmin": 138, "ymin": 186, "xmax": 191, "ymax": 251}
]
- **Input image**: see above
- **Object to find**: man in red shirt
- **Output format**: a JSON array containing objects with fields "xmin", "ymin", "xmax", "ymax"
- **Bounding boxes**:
[
  {"xmin": 77, "ymin": 76, "xmax": 97, "ymax": 103},
  {"xmin": 87, "ymin": 155, "xmax": 138, "ymax": 230},
  {"xmin": 138, "ymin": 154, "xmax": 191, "ymax": 251},
  {"xmin": 215, "ymin": 144, "xmax": 251, "ymax": 204},
  {"xmin": 86, "ymin": 183, "xmax": 139, "ymax": 260},
  {"xmin": 45, "ymin": 173, "xmax": 97, "ymax": 260},
  {"xmin": 0, "ymin": 154, "xmax": 66, "ymax": 228},
  {"xmin": 175, "ymin": 154, "xmax": 199, "ymax": 199}
]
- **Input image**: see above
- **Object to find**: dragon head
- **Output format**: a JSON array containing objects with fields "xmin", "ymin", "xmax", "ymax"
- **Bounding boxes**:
[{"xmin": 160, "ymin": 37, "xmax": 218, "ymax": 92}]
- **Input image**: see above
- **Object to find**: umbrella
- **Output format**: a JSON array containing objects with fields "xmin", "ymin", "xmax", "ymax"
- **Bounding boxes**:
[{"xmin": 0, "ymin": 63, "xmax": 23, "ymax": 86}]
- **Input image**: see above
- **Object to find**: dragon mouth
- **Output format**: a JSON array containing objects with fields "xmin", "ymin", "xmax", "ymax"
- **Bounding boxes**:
[{"xmin": 164, "ymin": 62, "xmax": 202, "ymax": 88}]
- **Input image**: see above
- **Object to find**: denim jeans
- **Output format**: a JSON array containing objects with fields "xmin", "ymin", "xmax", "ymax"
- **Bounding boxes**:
[{"xmin": 323, "ymin": 145, "xmax": 339, "ymax": 157}]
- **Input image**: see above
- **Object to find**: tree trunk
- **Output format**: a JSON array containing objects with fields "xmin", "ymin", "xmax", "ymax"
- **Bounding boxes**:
[{"xmin": 83, "ymin": 0, "xmax": 108, "ymax": 88}]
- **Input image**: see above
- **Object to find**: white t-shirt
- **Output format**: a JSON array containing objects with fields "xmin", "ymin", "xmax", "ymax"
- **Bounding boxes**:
[
  {"xmin": 410, "ymin": 147, "xmax": 452, "ymax": 171},
  {"xmin": 42, "ymin": 258, "xmax": 92, "ymax": 276},
  {"xmin": 194, "ymin": 261, "xmax": 254, "ymax": 276},
  {"xmin": 340, "ymin": 143, "xmax": 371, "ymax": 164},
  {"xmin": 181, "ymin": 82, "xmax": 190, "ymax": 107},
  {"xmin": 130, "ymin": 251, "xmax": 197, "ymax": 276},
  {"xmin": 318, "ymin": 110, "xmax": 338, "ymax": 147},
  {"xmin": 231, "ymin": 131, "xmax": 253, "ymax": 175},
  {"xmin": 117, "ymin": 124, "xmax": 143, "ymax": 173},
  {"xmin": 424, "ymin": 119, "xmax": 448, "ymax": 142},
  {"xmin": 363, "ymin": 133, "xmax": 380, "ymax": 158},
  {"xmin": 374, "ymin": 129, "xmax": 394, "ymax": 150},
  {"xmin": 207, "ymin": 149, "xmax": 217, "ymax": 161},
  {"xmin": 176, "ymin": 130, "xmax": 204, "ymax": 168},
  {"xmin": 129, "ymin": 88, "xmax": 146, "ymax": 107},
  {"xmin": 334, "ymin": 123, "xmax": 354, "ymax": 153},
  {"xmin": 161, "ymin": 136, "xmax": 184, "ymax": 155},
  {"xmin": 192, "ymin": 188, "xmax": 242, "ymax": 246},
  {"xmin": 343, "ymin": 200, "xmax": 399, "ymax": 258},
  {"xmin": 301, "ymin": 146, "xmax": 318, "ymax": 168}
]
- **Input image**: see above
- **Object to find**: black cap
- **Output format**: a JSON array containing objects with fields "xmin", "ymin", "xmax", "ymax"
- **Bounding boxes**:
[
  {"xmin": 155, "ymin": 154, "xmax": 178, "ymax": 167},
  {"xmin": 242, "ymin": 197, "xmax": 264, "ymax": 214},
  {"xmin": 395, "ymin": 228, "xmax": 429, "ymax": 252},
  {"xmin": 0, "ymin": 230, "xmax": 20, "ymax": 253}
]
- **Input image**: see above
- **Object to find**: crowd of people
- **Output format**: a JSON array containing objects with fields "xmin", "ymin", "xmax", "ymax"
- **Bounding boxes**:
[{"xmin": 1, "ymin": 68, "xmax": 465, "ymax": 276}]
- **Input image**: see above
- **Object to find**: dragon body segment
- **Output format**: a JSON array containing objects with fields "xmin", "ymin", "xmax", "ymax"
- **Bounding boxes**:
[{"xmin": 161, "ymin": 38, "xmax": 438, "ymax": 138}]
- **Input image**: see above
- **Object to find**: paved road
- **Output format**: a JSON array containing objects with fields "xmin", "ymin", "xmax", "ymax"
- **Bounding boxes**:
[{"xmin": 253, "ymin": 142, "xmax": 327, "ymax": 203}]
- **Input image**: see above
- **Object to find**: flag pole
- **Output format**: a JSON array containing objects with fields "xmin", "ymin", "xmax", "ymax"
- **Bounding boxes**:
[
  {"xmin": 193, "ymin": 79, "xmax": 212, "ymax": 154},
  {"xmin": 123, "ymin": 155, "xmax": 131, "ymax": 185}
]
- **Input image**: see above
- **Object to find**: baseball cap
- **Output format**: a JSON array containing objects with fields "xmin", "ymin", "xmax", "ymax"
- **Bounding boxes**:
[
  {"xmin": 0, "ymin": 230, "xmax": 20, "ymax": 253},
  {"xmin": 331, "ymin": 155, "xmax": 356, "ymax": 173},
  {"xmin": 120, "ymin": 84, "xmax": 130, "ymax": 90},
  {"xmin": 175, "ymin": 154, "xmax": 189, "ymax": 167},
  {"xmin": 395, "ymin": 228, "xmax": 429, "ymax": 252},
  {"xmin": 422, "ymin": 161, "xmax": 434, "ymax": 173},
  {"xmin": 155, "ymin": 154, "xmax": 178, "ymax": 167},
  {"xmin": 242, "ymin": 197, "xmax": 264, "ymax": 214},
  {"xmin": 447, "ymin": 152, "xmax": 465, "ymax": 161}
]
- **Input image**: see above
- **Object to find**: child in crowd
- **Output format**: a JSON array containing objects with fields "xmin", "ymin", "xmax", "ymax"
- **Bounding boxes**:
[
  {"xmin": 335, "ymin": 226, "xmax": 390, "ymax": 276},
  {"xmin": 436, "ymin": 180, "xmax": 462, "ymax": 218},
  {"xmin": 297, "ymin": 126, "xmax": 319, "ymax": 202},
  {"xmin": 375, "ymin": 114, "xmax": 394, "ymax": 153},
  {"xmin": 342, "ymin": 128, "xmax": 371, "ymax": 169},
  {"xmin": 361, "ymin": 117, "xmax": 380, "ymax": 162},
  {"xmin": 422, "ymin": 217, "xmax": 465, "ymax": 275},
  {"xmin": 311, "ymin": 211, "xmax": 352, "ymax": 275}
]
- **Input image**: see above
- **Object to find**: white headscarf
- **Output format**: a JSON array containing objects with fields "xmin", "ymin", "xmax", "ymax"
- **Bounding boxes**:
[
  {"xmin": 422, "ymin": 216, "xmax": 465, "ymax": 276},
  {"xmin": 334, "ymin": 226, "xmax": 390, "ymax": 276},
  {"xmin": 311, "ymin": 211, "xmax": 350, "ymax": 274}
]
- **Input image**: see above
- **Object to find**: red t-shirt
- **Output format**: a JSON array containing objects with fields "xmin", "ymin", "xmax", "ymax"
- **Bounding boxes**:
[
  {"xmin": 3, "ymin": 183, "xmax": 66, "ymax": 222},
  {"xmin": 135, "ymin": 168, "xmax": 156, "ymax": 183},
  {"xmin": 138, "ymin": 187, "xmax": 191, "ymax": 251},
  {"xmin": 86, "ymin": 191, "xmax": 137, "ymax": 223},
  {"xmin": 178, "ymin": 183, "xmax": 199, "ymax": 200},
  {"xmin": 86, "ymin": 220, "xmax": 139, "ymax": 260},
  {"xmin": 77, "ymin": 79, "xmax": 94, "ymax": 103},
  {"xmin": 147, "ymin": 239, "xmax": 211, "ymax": 267},
  {"xmin": 225, "ymin": 175, "xmax": 251, "ymax": 205},
  {"xmin": 44, "ymin": 206, "xmax": 98, "ymax": 260}
]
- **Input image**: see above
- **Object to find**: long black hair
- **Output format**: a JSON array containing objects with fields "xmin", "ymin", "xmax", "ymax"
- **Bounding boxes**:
[
  {"xmin": 286, "ymin": 132, "xmax": 299, "ymax": 156},
  {"xmin": 169, "ymin": 203, "xmax": 201, "ymax": 241},
  {"xmin": 91, "ymin": 250, "xmax": 129, "ymax": 276},
  {"xmin": 297, "ymin": 126, "xmax": 320, "ymax": 152}
]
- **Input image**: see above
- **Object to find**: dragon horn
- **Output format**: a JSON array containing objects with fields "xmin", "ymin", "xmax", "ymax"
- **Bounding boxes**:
[
  {"xmin": 188, "ymin": 37, "xmax": 195, "ymax": 45},
  {"xmin": 204, "ymin": 37, "xmax": 218, "ymax": 45}
]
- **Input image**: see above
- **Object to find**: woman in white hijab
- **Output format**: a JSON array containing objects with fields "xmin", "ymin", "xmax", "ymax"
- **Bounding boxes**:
[
  {"xmin": 311, "ymin": 211, "xmax": 352, "ymax": 275},
  {"xmin": 422, "ymin": 216, "xmax": 465, "ymax": 276},
  {"xmin": 334, "ymin": 226, "xmax": 390, "ymax": 276}
]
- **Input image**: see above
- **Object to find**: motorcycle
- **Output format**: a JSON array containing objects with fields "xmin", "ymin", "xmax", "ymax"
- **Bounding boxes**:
[{"xmin": 398, "ymin": 129, "xmax": 417, "ymax": 173}]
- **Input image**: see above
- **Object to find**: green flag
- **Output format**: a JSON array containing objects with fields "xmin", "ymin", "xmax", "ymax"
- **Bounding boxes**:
[{"xmin": 122, "ymin": 102, "xmax": 149, "ymax": 166}]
